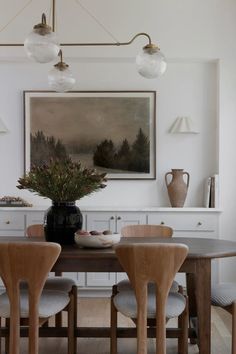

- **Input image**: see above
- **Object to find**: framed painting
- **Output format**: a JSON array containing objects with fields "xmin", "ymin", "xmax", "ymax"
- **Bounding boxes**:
[{"xmin": 24, "ymin": 91, "xmax": 156, "ymax": 179}]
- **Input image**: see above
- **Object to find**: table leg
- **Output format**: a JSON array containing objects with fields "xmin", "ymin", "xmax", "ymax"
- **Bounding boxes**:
[
  {"xmin": 186, "ymin": 273, "xmax": 198, "ymax": 344},
  {"xmin": 193, "ymin": 259, "xmax": 211, "ymax": 354}
]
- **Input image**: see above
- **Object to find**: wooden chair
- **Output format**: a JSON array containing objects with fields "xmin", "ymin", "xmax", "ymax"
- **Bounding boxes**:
[
  {"xmin": 0, "ymin": 241, "xmax": 76, "ymax": 354},
  {"xmin": 111, "ymin": 243, "xmax": 189, "ymax": 354},
  {"xmin": 211, "ymin": 283, "xmax": 236, "ymax": 354},
  {"xmin": 121, "ymin": 224, "xmax": 173, "ymax": 238},
  {"xmin": 26, "ymin": 224, "xmax": 45, "ymax": 238},
  {"xmin": 114, "ymin": 225, "xmax": 175, "ymax": 292},
  {"xmin": 26, "ymin": 224, "xmax": 77, "ymax": 328}
]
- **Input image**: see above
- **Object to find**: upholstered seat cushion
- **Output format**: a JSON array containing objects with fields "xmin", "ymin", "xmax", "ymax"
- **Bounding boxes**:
[
  {"xmin": 116, "ymin": 279, "xmax": 179, "ymax": 293},
  {"xmin": 20, "ymin": 277, "xmax": 76, "ymax": 292},
  {"xmin": 211, "ymin": 282, "xmax": 236, "ymax": 307},
  {"xmin": 113, "ymin": 289, "xmax": 186, "ymax": 319},
  {"xmin": 0, "ymin": 290, "xmax": 70, "ymax": 318}
]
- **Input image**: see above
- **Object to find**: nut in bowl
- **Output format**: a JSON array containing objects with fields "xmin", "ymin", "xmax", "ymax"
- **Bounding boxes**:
[{"xmin": 74, "ymin": 230, "xmax": 121, "ymax": 248}]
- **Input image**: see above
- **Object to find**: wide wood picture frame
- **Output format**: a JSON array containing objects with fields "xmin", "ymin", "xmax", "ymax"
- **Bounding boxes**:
[{"xmin": 24, "ymin": 91, "xmax": 156, "ymax": 179}]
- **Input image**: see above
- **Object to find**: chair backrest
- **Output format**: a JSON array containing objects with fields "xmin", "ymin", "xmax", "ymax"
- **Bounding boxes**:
[
  {"xmin": 26, "ymin": 224, "xmax": 44, "ymax": 237},
  {"xmin": 115, "ymin": 243, "xmax": 188, "ymax": 354},
  {"xmin": 0, "ymin": 242, "xmax": 61, "ymax": 354},
  {"xmin": 121, "ymin": 224, "xmax": 173, "ymax": 238}
]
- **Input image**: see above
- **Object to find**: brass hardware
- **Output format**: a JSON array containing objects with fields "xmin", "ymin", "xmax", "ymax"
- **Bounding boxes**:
[
  {"xmin": 33, "ymin": 13, "xmax": 52, "ymax": 36},
  {"xmin": 5, "ymin": 221, "xmax": 10, "ymax": 224},
  {"xmin": 54, "ymin": 50, "xmax": 69, "ymax": 71}
]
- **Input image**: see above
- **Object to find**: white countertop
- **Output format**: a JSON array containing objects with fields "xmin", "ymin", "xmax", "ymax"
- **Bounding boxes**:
[{"xmin": 0, "ymin": 206, "xmax": 222, "ymax": 212}]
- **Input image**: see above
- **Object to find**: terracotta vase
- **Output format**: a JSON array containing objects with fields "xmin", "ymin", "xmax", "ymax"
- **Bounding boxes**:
[{"xmin": 165, "ymin": 169, "xmax": 190, "ymax": 207}]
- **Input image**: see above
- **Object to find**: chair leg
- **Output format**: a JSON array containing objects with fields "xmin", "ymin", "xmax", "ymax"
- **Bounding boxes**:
[
  {"xmin": 73, "ymin": 285, "xmax": 78, "ymax": 353},
  {"xmin": 232, "ymin": 302, "xmax": 236, "ymax": 354},
  {"xmin": 178, "ymin": 296, "xmax": 189, "ymax": 354},
  {"xmin": 110, "ymin": 285, "xmax": 118, "ymax": 354},
  {"xmin": 68, "ymin": 285, "xmax": 77, "ymax": 354},
  {"xmin": 55, "ymin": 272, "xmax": 63, "ymax": 328},
  {"xmin": 55, "ymin": 313, "xmax": 63, "ymax": 328},
  {"xmin": 5, "ymin": 318, "xmax": 10, "ymax": 354},
  {"xmin": 0, "ymin": 316, "xmax": 2, "ymax": 354}
]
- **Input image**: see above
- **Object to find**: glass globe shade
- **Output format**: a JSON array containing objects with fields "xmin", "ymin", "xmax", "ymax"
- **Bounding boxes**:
[
  {"xmin": 136, "ymin": 48, "xmax": 167, "ymax": 79},
  {"xmin": 24, "ymin": 30, "xmax": 60, "ymax": 63},
  {"xmin": 48, "ymin": 66, "xmax": 76, "ymax": 92}
]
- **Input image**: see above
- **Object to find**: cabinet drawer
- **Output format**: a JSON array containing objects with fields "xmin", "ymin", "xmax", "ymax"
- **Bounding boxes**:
[
  {"xmin": 26, "ymin": 212, "xmax": 45, "ymax": 226},
  {"xmin": 0, "ymin": 213, "xmax": 25, "ymax": 230},
  {"xmin": 148, "ymin": 213, "xmax": 217, "ymax": 232}
]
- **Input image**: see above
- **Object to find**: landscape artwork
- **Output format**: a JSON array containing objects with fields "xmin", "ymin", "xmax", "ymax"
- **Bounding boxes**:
[{"xmin": 24, "ymin": 91, "xmax": 156, "ymax": 179}]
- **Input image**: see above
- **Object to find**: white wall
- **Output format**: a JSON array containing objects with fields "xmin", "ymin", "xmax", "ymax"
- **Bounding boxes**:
[{"xmin": 0, "ymin": 0, "xmax": 236, "ymax": 280}]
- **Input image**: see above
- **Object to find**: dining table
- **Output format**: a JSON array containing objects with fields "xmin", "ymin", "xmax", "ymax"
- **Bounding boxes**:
[{"xmin": 1, "ymin": 235, "xmax": 236, "ymax": 354}]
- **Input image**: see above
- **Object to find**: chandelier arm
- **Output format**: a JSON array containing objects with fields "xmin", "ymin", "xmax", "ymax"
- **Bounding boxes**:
[
  {"xmin": 59, "ymin": 32, "xmax": 152, "ymax": 47},
  {"xmin": 0, "ymin": 32, "xmax": 152, "ymax": 47}
]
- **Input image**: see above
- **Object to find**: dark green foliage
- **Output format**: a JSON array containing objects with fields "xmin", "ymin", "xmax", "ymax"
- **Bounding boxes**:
[
  {"xmin": 17, "ymin": 158, "xmax": 107, "ymax": 202},
  {"xmin": 31, "ymin": 131, "xmax": 68, "ymax": 167},
  {"xmin": 93, "ymin": 139, "xmax": 116, "ymax": 168},
  {"xmin": 115, "ymin": 139, "xmax": 131, "ymax": 170},
  {"xmin": 129, "ymin": 128, "xmax": 150, "ymax": 172},
  {"xmin": 93, "ymin": 128, "xmax": 150, "ymax": 173}
]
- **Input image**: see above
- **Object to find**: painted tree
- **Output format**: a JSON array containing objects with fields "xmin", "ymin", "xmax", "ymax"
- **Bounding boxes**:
[
  {"xmin": 115, "ymin": 139, "xmax": 131, "ymax": 169},
  {"xmin": 31, "ymin": 131, "xmax": 68, "ymax": 166},
  {"xmin": 129, "ymin": 128, "xmax": 150, "ymax": 172},
  {"xmin": 93, "ymin": 139, "xmax": 116, "ymax": 168}
]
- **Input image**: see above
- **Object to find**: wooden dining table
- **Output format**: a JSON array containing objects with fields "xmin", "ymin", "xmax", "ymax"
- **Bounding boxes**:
[{"xmin": 1, "ymin": 236, "xmax": 236, "ymax": 354}]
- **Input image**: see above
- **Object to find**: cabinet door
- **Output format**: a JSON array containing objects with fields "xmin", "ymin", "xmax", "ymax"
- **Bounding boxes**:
[
  {"xmin": 26, "ymin": 212, "xmax": 45, "ymax": 227},
  {"xmin": 116, "ymin": 212, "xmax": 147, "ymax": 283},
  {"xmin": 85, "ymin": 212, "xmax": 116, "ymax": 286},
  {"xmin": 116, "ymin": 212, "xmax": 147, "ymax": 232},
  {"xmin": 148, "ymin": 212, "xmax": 219, "ymax": 285},
  {"xmin": 147, "ymin": 212, "xmax": 218, "ymax": 236},
  {"xmin": 0, "ymin": 211, "xmax": 25, "ymax": 236},
  {"xmin": 86, "ymin": 212, "xmax": 116, "ymax": 232},
  {"xmin": 86, "ymin": 272, "xmax": 116, "ymax": 287}
]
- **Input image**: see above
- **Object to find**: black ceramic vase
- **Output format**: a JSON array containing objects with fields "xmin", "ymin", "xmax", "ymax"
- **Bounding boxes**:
[{"xmin": 44, "ymin": 201, "xmax": 83, "ymax": 245}]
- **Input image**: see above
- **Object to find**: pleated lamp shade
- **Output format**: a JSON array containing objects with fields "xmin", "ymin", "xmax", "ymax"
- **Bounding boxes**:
[
  {"xmin": 0, "ymin": 118, "xmax": 8, "ymax": 133},
  {"xmin": 169, "ymin": 116, "xmax": 199, "ymax": 134}
]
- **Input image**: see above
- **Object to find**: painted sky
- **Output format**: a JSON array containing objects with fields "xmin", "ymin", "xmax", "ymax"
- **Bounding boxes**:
[{"xmin": 30, "ymin": 96, "xmax": 151, "ymax": 152}]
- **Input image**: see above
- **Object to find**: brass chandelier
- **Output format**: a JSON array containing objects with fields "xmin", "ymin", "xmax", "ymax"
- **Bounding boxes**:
[{"xmin": 0, "ymin": 0, "xmax": 167, "ymax": 92}]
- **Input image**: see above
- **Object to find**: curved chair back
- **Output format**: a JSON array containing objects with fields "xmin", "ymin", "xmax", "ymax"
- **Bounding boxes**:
[
  {"xmin": 121, "ymin": 224, "xmax": 173, "ymax": 238},
  {"xmin": 26, "ymin": 224, "xmax": 44, "ymax": 238},
  {"xmin": 0, "ymin": 242, "xmax": 61, "ymax": 354},
  {"xmin": 115, "ymin": 243, "xmax": 188, "ymax": 354}
]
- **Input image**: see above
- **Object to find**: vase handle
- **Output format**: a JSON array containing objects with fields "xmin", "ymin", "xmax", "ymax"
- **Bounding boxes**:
[
  {"xmin": 183, "ymin": 172, "xmax": 190, "ymax": 187},
  {"xmin": 165, "ymin": 172, "xmax": 173, "ymax": 187}
]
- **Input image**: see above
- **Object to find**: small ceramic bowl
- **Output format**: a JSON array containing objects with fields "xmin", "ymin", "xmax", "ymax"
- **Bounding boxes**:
[{"xmin": 74, "ymin": 232, "xmax": 121, "ymax": 248}]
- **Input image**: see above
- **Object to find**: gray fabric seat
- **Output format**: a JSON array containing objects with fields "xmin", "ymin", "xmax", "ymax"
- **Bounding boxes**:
[
  {"xmin": 113, "ymin": 288, "xmax": 186, "ymax": 319},
  {"xmin": 211, "ymin": 282, "xmax": 236, "ymax": 307},
  {"xmin": 0, "ymin": 289, "xmax": 70, "ymax": 318},
  {"xmin": 20, "ymin": 277, "xmax": 76, "ymax": 292},
  {"xmin": 117, "ymin": 278, "xmax": 179, "ymax": 293}
]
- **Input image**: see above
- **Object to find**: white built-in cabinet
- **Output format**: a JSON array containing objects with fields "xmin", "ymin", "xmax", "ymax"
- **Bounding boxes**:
[{"xmin": 0, "ymin": 207, "xmax": 220, "ymax": 294}]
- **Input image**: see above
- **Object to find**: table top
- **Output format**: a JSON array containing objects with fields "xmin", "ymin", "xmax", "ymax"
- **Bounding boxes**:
[
  {"xmin": 1, "ymin": 236, "xmax": 236, "ymax": 260},
  {"xmin": 59, "ymin": 237, "xmax": 236, "ymax": 260}
]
